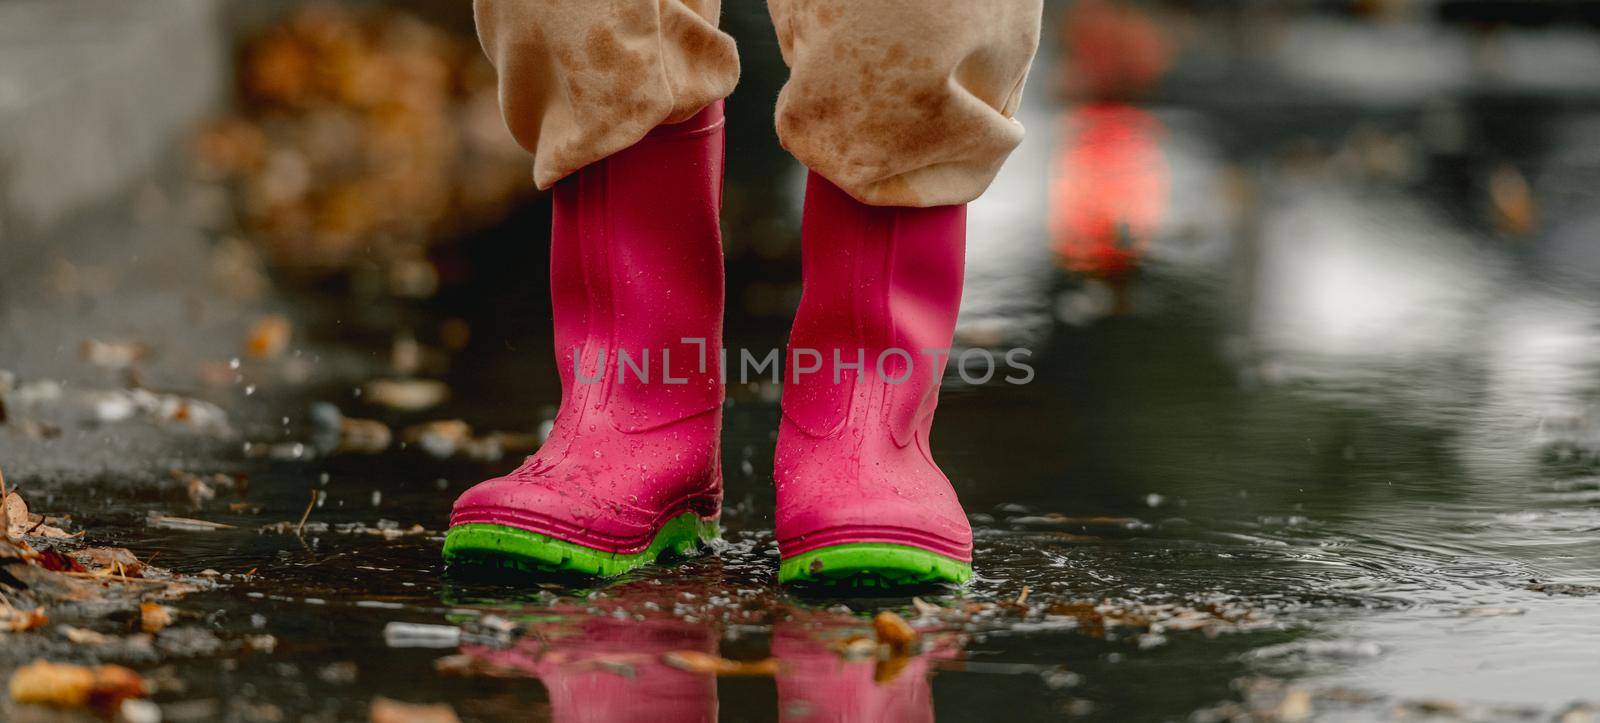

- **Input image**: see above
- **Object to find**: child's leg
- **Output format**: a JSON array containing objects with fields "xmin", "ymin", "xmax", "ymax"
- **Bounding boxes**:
[
  {"xmin": 473, "ymin": 0, "xmax": 740, "ymax": 189},
  {"xmin": 767, "ymin": 0, "xmax": 1042, "ymax": 587},
  {"xmin": 446, "ymin": 1, "xmax": 736, "ymax": 577},
  {"xmin": 768, "ymin": 0, "xmax": 1042, "ymax": 207}
]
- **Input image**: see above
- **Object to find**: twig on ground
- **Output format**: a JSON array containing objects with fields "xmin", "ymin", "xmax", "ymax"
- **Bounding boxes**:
[{"xmin": 295, "ymin": 488, "xmax": 317, "ymax": 537}]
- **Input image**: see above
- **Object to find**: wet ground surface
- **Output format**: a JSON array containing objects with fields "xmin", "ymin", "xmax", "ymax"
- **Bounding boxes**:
[{"xmin": 7, "ymin": 6, "xmax": 1600, "ymax": 722}]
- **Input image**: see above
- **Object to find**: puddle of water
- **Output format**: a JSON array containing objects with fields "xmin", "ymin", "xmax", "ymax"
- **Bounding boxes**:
[{"xmin": 7, "ymin": 8, "xmax": 1600, "ymax": 721}]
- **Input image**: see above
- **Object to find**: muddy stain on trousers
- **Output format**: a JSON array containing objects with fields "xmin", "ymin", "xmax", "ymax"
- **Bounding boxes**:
[{"xmin": 473, "ymin": 0, "xmax": 1042, "ymax": 207}]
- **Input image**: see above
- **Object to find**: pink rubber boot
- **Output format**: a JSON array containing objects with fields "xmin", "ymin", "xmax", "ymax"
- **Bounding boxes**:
[
  {"xmin": 774, "ymin": 172, "xmax": 973, "ymax": 587},
  {"xmin": 444, "ymin": 103, "xmax": 726, "ymax": 577}
]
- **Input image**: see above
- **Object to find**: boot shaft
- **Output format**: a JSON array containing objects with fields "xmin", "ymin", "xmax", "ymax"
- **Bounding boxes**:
[
  {"xmin": 782, "ymin": 172, "xmax": 966, "ymax": 445},
  {"xmin": 550, "ymin": 102, "xmax": 726, "ymax": 433}
]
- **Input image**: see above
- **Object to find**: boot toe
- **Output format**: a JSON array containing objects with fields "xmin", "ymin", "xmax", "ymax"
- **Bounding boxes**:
[{"xmin": 775, "ymin": 487, "xmax": 973, "ymax": 562}]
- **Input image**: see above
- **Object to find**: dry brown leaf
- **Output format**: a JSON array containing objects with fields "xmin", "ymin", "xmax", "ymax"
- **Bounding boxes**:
[
  {"xmin": 1489, "ymin": 163, "xmax": 1538, "ymax": 237},
  {"xmin": 370, "ymin": 696, "xmax": 460, "ymax": 723},
  {"xmin": 0, "ymin": 606, "xmax": 48, "ymax": 633},
  {"xmin": 339, "ymin": 417, "xmax": 393, "ymax": 454},
  {"xmin": 364, "ymin": 379, "xmax": 448, "ymax": 412},
  {"xmin": 9, "ymin": 661, "xmax": 93, "ymax": 706},
  {"xmin": 59, "ymin": 626, "xmax": 112, "ymax": 645},
  {"xmin": 8, "ymin": 660, "xmax": 145, "ymax": 710},
  {"xmin": 872, "ymin": 611, "xmax": 918, "ymax": 654},
  {"xmin": 874, "ymin": 652, "xmax": 914, "ymax": 685},
  {"xmin": 660, "ymin": 650, "xmax": 778, "ymax": 677},
  {"xmin": 3, "ymin": 493, "xmax": 73, "ymax": 539},
  {"xmin": 188, "ymin": 478, "xmax": 216, "ymax": 506},
  {"xmin": 3, "ymin": 490, "xmax": 26, "ymax": 535},
  {"xmin": 402, "ymin": 420, "xmax": 472, "ymax": 459},
  {"xmin": 33, "ymin": 547, "xmax": 85, "ymax": 573},
  {"xmin": 245, "ymin": 314, "xmax": 292, "ymax": 359},
  {"xmin": 138, "ymin": 603, "xmax": 175, "ymax": 634},
  {"xmin": 74, "ymin": 547, "xmax": 145, "ymax": 578}
]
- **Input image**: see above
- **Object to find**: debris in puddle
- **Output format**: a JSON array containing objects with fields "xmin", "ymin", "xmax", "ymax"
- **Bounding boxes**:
[
  {"xmin": 433, "ymin": 654, "xmax": 512, "ymax": 678},
  {"xmin": 391, "ymin": 332, "xmax": 453, "ymax": 377},
  {"xmin": 120, "ymin": 698, "xmax": 163, "ymax": 723},
  {"xmin": 0, "ymin": 602, "xmax": 49, "ymax": 632},
  {"xmin": 93, "ymin": 388, "xmax": 233, "ymax": 433},
  {"xmin": 172, "ymin": 470, "xmax": 247, "ymax": 508},
  {"xmin": 904, "ymin": 592, "xmax": 1281, "ymax": 640},
  {"xmin": 1007, "ymin": 513, "xmax": 1147, "ymax": 529},
  {"xmin": 392, "ymin": 333, "xmax": 423, "ymax": 376},
  {"xmin": 403, "ymin": 419, "xmax": 472, "ymax": 458},
  {"xmin": 3, "ymin": 487, "xmax": 74, "ymax": 539},
  {"xmin": 1526, "ymin": 580, "xmax": 1600, "ymax": 596},
  {"xmin": 74, "ymin": 547, "xmax": 146, "ymax": 577},
  {"xmin": 146, "ymin": 513, "xmax": 236, "ymax": 532},
  {"xmin": 833, "ymin": 635, "xmax": 879, "ymax": 661},
  {"xmin": 244, "ymin": 440, "xmax": 315, "ymax": 461},
  {"xmin": 370, "ymin": 696, "xmax": 461, "ymax": 723},
  {"xmin": 59, "ymin": 626, "xmax": 113, "ymax": 645},
  {"xmin": 8, "ymin": 379, "xmax": 62, "ymax": 407},
  {"xmin": 0, "ymin": 537, "xmax": 209, "ymax": 604},
  {"xmin": 12, "ymin": 419, "xmax": 63, "ymax": 440},
  {"xmin": 400, "ymin": 419, "xmax": 539, "ymax": 461},
  {"xmin": 1244, "ymin": 639, "xmax": 1384, "ymax": 667},
  {"xmin": 364, "ymin": 379, "xmax": 449, "ymax": 411},
  {"xmin": 81, "ymin": 339, "xmax": 149, "ymax": 370},
  {"xmin": 184, "ymin": 475, "xmax": 216, "ymax": 506},
  {"xmin": 1191, "ymin": 677, "xmax": 1582, "ymax": 723},
  {"xmin": 245, "ymin": 314, "xmax": 293, "ymax": 359},
  {"xmin": 294, "ymin": 488, "xmax": 319, "ymax": 536},
  {"xmin": 33, "ymin": 546, "xmax": 85, "ymax": 573},
  {"xmin": 260, "ymin": 518, "xmax": 434, "ymax": 539},
  {"xmin": 1275, "ymin": 687, "xmax": 1313, "ymax": 721},
  {"xmin": 872, "ymin": 611, "xmax": 919, "ymax": 654},
  {"xmin": 660, "ymin": 650, "xmax": 779, "ymax": 677},
  {"xmin": 245, "ymin": 634, "xmax": 278, "ymax": 653},
  {"xmin": 139, "ymin": 602, "xmax": 177, "ymax": 633},
  {"xmin": 383, "ymin": 622, "xmax": 461, "ymax": 649},
  {"xmin": 311, "ymin": 402, "xmax": 393, "ymax": 454},
  {"xmin": 1488, "ymin": 162, "xmax": 1538, "ymax": 237},
  {"xmin": 319, "ymin": 661, "xmax": 360, "ymax": 685},
  {"xmin": 7, "ymin": 660, "xmax": 147, "ymax": 712}
]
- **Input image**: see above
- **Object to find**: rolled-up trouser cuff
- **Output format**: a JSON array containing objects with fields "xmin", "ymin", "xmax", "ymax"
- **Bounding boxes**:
[
  {"xmin": 474, "ymin": 0, "xmax": 1039, "ymax": 205},
  {"xmin": 473, "ymin": 0, "xmax": 740, "ymax": 190},
  {"xmin": 769, "ymin": 0, "xmax": 1042, "ymax": 207}
]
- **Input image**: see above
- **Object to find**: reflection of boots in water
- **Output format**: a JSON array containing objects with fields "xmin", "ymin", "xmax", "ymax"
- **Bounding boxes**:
[
  {"xmin": 462, "ymin": 616, "xmax": 718, "ymax": 723},
  {"xmin": 772, "ymin": 620, "xmax": 947, "ymax": 723}
]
